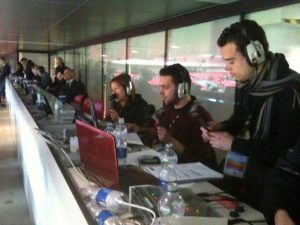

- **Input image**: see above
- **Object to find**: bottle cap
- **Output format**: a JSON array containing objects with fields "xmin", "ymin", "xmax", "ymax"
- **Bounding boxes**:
[
  {"xmin": 118, "ymin": 118, "xmax": 125, "ymax": 124},
  {"xmin": 165, "ymin": 143, "xmax": 173, "ymax": 148},
  {"xmin": 166, "ymin": 182, "xmax": 179, "ymax": 192}
]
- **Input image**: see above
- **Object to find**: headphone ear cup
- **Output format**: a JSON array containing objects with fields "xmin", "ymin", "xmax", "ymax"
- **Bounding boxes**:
[
  {"xmin": 177, "ymin": 83, "xmax": 185, "ymax": 98},
  {"xmin": 184, "ymin": 82, "xmax": 190, "ymax": 94},
  {"xmin": 246, "ymin": 40, "xmax": 265, "ymax": 66},
  {"xmin": 126, "ymin": 80, "xmax": 132, "ymax": 95}
]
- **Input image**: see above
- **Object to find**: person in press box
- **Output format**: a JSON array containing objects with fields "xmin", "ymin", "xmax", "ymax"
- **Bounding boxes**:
[
  {"xmin": 108, "ymin": 73, "xmax": 154, "ymax": 129},
  {"xmin": 157, "ymin": 63, "xmax": 216, "ymax": 168},
  {"xmin": 201, "ymin": 19, "xmax": 300, "ymax": 210}
]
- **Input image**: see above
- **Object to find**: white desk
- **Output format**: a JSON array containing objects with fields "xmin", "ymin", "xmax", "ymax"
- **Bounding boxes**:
[{"xmin": 6, "ymin": 80, "xmax": 90, "ymax": 225}]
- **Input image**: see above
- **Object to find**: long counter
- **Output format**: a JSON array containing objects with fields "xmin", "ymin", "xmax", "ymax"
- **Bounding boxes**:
[{"xmin": 6, "ymin": 79, "xmax": 93, "ymax": 225}]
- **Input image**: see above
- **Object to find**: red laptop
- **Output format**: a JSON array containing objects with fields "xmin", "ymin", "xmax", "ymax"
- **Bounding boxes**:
[{"xmin": 75, "ymin": 119, "xmax": 119, "ymax": 190}]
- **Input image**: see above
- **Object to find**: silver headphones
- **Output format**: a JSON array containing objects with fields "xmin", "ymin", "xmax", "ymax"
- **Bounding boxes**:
[
  {"xmin": 176, "ymin": 64, "xmax": 190, "ymax": 98},
  {"xmin": 126, "ymin": 78, "xmax": 133, "ymax": 95},
  {"xmin": 239, "ymin": 25, "xmax": 265, "ymax": 67}
]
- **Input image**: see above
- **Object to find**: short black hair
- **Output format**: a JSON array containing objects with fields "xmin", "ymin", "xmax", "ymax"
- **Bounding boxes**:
[
  {"xmin": 37, "ymin": 66, "xmax": 46, "ymax": 73},
  {"xmin": 217, "ymin": 19, "xmax": 269, "ymax": 57},
  {"xmin": 55, "ymin": 66, "xmax": 64, "ymax": 74},
  {"xmin": 159, "ymin": 63, "xmax": 191, "ymax": 89}
]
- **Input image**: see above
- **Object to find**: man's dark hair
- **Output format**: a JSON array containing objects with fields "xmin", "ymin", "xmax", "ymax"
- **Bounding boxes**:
[
  {"xmin": 37, "ymin": 66, "xmax": 46, "ymax": 74},
  {"xmin": 217, "ymin": 19, "xmax": 269, "ymax": 57},
  {"xmin": 0, "ymin": 56, "xmax": 6, "ymax": 61},
  {"xmin": 159, "ymin": 63, "xmax": 191, "ymax": 90},
  {"xmin": 20, "ymin": 57, "xmax": 28, "ymax": 62}
]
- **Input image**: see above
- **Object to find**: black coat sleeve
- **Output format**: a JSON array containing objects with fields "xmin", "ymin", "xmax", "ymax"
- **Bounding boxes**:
[{"xmin": 0, "ymin": 64, "xmax": 11, "ymax": 81}]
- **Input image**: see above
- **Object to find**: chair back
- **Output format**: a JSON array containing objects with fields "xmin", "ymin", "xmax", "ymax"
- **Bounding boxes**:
[{"xmin": 83, "ymin": 98, "xmax": 104, "ymax": 120}]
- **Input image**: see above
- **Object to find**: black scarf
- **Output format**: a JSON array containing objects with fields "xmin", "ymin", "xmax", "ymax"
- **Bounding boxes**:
[{"xmin": 237, "ymin": 53, "xmax": 300, "ymax": 140}]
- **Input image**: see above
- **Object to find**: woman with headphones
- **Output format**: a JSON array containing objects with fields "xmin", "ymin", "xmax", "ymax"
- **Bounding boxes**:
[{"xmin": 108, "ymin": 73, "xmax": 154, "ymax": 130}]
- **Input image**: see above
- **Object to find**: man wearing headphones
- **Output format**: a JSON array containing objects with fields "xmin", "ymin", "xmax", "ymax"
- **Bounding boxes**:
[
  {"xmin": 201, "ymin": 19, "xmax": 300, "ymax": 213},
  {"xmin": 157, "ymin": 63, "xmax": 216, "ymax": 168}
]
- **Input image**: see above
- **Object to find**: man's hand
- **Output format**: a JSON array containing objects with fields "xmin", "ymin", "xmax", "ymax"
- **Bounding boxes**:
[
  {"xmin": 157, "ymin": 126, "xmax": 173, "ymax": 143},
  {"xmin": 275, "ymin": 209, "xmax": 295, "ymax": 225},
  {"xmin": 109, "ymin": 109, "xmax": 120, "ymax": 122},
  {"xmin": 200, "ymin": 127, "xmax": 210, "ymax": 142},
  {"xmin": 206, "ymin": 121, "xmax": 222, "ymax": 131},
  {"xmin": 207, "ymin": 131, "xmax": 233, "ymax": 151}
]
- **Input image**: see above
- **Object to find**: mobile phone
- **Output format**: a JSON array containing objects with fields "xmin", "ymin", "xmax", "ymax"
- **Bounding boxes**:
[{"xmin": 138, "ymin": 156, "xmax": 161, "ymax": 165}]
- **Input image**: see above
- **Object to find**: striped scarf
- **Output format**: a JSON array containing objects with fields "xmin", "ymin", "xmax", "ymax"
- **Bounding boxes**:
[{"xmin": 237, "ymin": 53, "xmax": 300, "ymax": 140}]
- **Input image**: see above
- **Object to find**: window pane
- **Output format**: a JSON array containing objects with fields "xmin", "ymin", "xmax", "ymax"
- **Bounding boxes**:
[
  {"xmin": 86, "ymin": 44, "xmax": 102, "ymax": 100},
  {"xmin": 103, "ymin": 40, "xmax": 126, "ymax": 99},
  {"xmin": 167, "ymin": 16, "xmax": 239, "ymax": 121},
  {"xmin": 50, "ymin": 54, "xmax": 56, "ymax": 79},
  {"xmin": 128, "ymin": 32, "xmax": 165, "ymax": 109},
  {"xmin": 245, "ymin": 3, "xmax": 300, "ymax": 73},
  {"xmin": 65, "ymin": 49, "xmax": 74, "ymax": 70},
  {"xmin": 74, "ymin": 47, "xmax": 86, "ymax": 82},
  {"xmin": 57, "ymin": 51, "xmax": 65, "ymax": 62}
]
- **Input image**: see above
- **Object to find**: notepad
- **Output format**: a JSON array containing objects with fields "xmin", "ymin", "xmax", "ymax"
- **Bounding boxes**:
[
  {"xmin": 143, "ymin": 162, "xmax": 223, "ymax": 184},
  {"xmin": 126, "ymin": 132, "xmax": 144, "ymax": 145}
]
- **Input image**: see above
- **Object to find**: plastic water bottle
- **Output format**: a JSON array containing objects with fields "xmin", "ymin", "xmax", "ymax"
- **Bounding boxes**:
[
  {"xmin": 159, "ymin": 143, "xmax": 178, "ymax": 165},
  {"xmin": 80, "ymin": 185, "xmax": 129, "ymax": 214},
  {"xmin": 54, "ymin": 98, "xmax": 63, "ymax": 111},
  {"xmin": 36, "ymin": 89, "xmax": 44, "ymax": 109},
  {"xmin": 87, "ymin": 201, "xmax": 125, "ymax": 225},
  {"xmin": 115, "ymin": 118, "xmax": 127, "ymax": 164},
  {"xmin": 157, "ymin": 182, "xmax": 185, "ymax": 218},
  {"xmin": 158, "ymin": 164, "xmax": 177, "ymax": 187},
  {"xmin": 105, "ymin": 122, "xmax": 115, "ymax": 137}
]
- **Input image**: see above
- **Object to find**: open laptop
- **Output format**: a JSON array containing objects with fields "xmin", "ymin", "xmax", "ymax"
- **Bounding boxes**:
[{"xmin": 75, "ymin": 119, "xmax": 120, "ymax": 190}]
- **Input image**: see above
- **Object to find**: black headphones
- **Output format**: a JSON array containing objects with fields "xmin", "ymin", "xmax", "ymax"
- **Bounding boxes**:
[
  {"xmin": 235, "ymin": 23, "xmax": 265, "ymax": 67},
  {"xmin": 174, "ymin": 64, "xmax": 190, "ymax": 98}
]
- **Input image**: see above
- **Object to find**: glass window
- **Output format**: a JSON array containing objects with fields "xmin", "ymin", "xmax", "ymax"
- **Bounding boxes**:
[
  {"xmin": 65, "ymin": 49, "xmax": 74, "ymax": 70},
  {"xmin": 50, "ymin": 55, "xmax": 56, "ymax": 80},
  {"xmin": 245, "ymin": 3, "xmax": 300, "ymax": 73},
  {"xmin": 103, "ymin": 40, "xmax": 126, "ymax": 100},
  {"xmin": 167, "ymin": 16, "xmax": 239, "ymax": 121},
  {"xmin": 86, "ymin": 44, "xmax": 102, "ymax": 100},
  {"xmin": 57, "ymin": 51, "xmax": 65, "ymax": 62},
  {"xmin": 128, "ymin": 32, "xmax": 165, "ymax": 110},
  {"xmin": 74, "ymin": 47, "xmax": 86, "ymax": 82}
]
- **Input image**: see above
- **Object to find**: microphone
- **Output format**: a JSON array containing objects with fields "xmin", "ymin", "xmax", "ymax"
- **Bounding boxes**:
[
  {"xmin": 109, "ymin": 93, "xmax": 117, "ymax": 110},
  {"xmin": 110, "ymin": 93, "xmax": 117, "ymax": 102},
  {"xmin": 154, "ymin": 107, "xmax": 166, "ymax": 127},
  {"xmin": 155, "ymin": 107, "xmax": 165, "ymax": 120}
]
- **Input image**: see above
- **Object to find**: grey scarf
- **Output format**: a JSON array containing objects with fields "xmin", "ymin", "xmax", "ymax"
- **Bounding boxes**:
[{"xmin": 238, "ymin": 53, "xmax": 300, "ymax": 140}]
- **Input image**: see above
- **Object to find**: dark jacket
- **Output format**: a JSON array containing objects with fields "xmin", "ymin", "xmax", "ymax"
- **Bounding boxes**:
[
  {"xmin": 24, "ymin": 60, "xmax": 34, "ymax": 80},
  {"xmin": 262, "ymin": 140, "xmax": 300, "ymax": 225},
  {"xmin": 61, "ymin": 79, "xmax": 86, "ymax": 103},
  {"xmin": 0, "ymin": 63, "xmax": 11, "ymax": 81},
  {"xmin": 221, "ymin": 53, "xmax": 300, "ymax": 208},
  {"xmin": 159, "ymin": 96, "xmax": 216, "ymax": 168},
  {"xmin": 48, "ymin": 78, "xmax": 65, "ymax": 97},
  {"xmin": 111, "ymin": 94, "xmax": 153, "ymax": 127},
  {"xmin": 39, "ymin": 72, "xmax": 52, "ymax": 90}
]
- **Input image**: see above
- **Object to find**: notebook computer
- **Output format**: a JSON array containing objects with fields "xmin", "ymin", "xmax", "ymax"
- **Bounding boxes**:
[{"xmin": 75, "ymin": 119, "xmax": 120, "ymax": 190}]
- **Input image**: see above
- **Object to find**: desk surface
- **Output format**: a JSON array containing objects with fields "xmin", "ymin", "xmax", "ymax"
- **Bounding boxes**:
[{"xmin": 11, "ymin": 81, "xmax": 267, "ymax": 225}]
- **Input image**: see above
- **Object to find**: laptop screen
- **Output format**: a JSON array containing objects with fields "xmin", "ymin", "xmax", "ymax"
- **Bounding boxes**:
[{"xmin": 75, "ymin": 119, "xmax": 119, "ymax": 190}]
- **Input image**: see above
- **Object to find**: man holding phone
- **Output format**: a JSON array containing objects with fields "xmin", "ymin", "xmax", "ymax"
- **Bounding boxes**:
[{"xmin": 201, "ymin": 20, "xmax": 300, "ymax": 210}]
